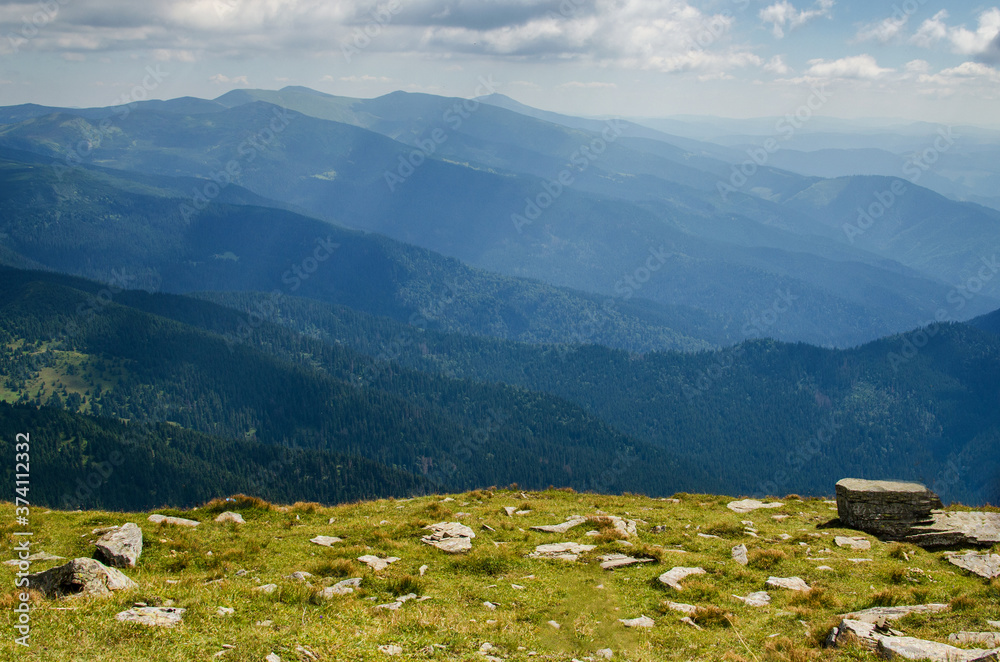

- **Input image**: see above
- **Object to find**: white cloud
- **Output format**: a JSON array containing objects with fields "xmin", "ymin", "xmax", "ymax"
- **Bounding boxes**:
[
  {"xmin": 210, "ymin": 74, "xmax": 249, "ymax": 85},
  {"xmin": 918, "ymin": 61, "xmax": 1000, "ymax": 86},
  {"xmin": 759, "ymin": 0, "xmax": 834, "ymax": 39},
  {"xmin": 854, "ymin": 14, "xmax": 908, "ymax": 44},
  {"xmin": 337, "ymin": 75, "xmax": 396, "ymax": 83},
  {"xmin": 910, "ymin": 10, "xmax": 949, "ymax": 48},
  {"xmin": 763, "ymin": 55, "xmax": 790, "ymax": 75},
  {"xmin": 910, "ymin": 8, "xmax": 1000, "ymax": 63},
  {"xmin": 804, "ymin": 54, "xmax": 892, "ymax": 80},
  {"xmin": 555, "ymin": 81, "xmax": 617, "ymax": 90}
]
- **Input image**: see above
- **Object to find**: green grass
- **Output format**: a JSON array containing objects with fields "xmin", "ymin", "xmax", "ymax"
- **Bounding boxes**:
[{"xmin": 1, "ymin": 491, "xmax": 998, "ymax": 661}]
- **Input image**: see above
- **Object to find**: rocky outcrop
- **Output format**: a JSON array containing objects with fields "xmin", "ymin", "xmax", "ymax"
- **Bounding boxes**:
[
  {"xmin": 528, "ymin": 542, "xmax": 595, "ymax": 562},
  {"xmin": 946, "ymin": 551, "xmax": 1000, "ymax": 579},
  {"xmin": 835, "ymin": 478, "xmax": 1000, "ymax": 547},
  {"xmin": 843, "ymin": 604, "xmax": 950, "ymax": 623},
  {"xmin": 28, "ymin": 558, "xmax": 137, "ymax": 598},
  {"xmin": 95, "ymin": 523, "xmax": 143, "ymax": 568}
]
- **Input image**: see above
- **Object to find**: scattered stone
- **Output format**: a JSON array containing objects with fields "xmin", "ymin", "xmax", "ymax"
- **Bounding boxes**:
[
  {"xmin": 733, "ymin": 591, "xmax": 771, "ymax": 607},
  {"xmin": 826, "ymin": 619, "xmax": 899, "ymax": 650},
  {"xmin": 595, "ymin": 649, "xmax": 613, "ymax": 659},
  {"xmin": 422, "ymin": 522, "xmax": 475, "ymax": 554},
  {"xmin": 148, "ymin": 514, "xmax": 199, "ymax": 527},
  {"xmin": 835, "ymin": 536, "xmax": 871, "ymax": 551},
  {"xmin": 503, "ymin": 507, "xmax": 517, "ymax": 517},
  {"xmin": 816, "ymin": 566, "xmax": 835, "ymax": 571},
  {"xmin": 681, "ymin": 616, "xmax": 703, "ymax": 630},
  {"xmin": 697, "ymin": 533, "xmax": 720, "ymax": 539},
  {"xmin": 658, "ymin": 567, "xmax": 706, "ymax": 590},
  {"xmin": 214, "ymin": 511, "xmax": 245, "ymax": 524},
  {"xmin": 727, "ymin": 499, "xmax": 784, "ymax": 514},
  {"xmin": 878, "ymin": 636, "xmax": 999, "ymax": 661},
  {"xmin": 949, "ymin": 632, "xmax": 1000, "ymax": 647},
  {"xmin": 598, "ymin": 554, "xmax": 654, "ymax": 570},
  {"xmin": 516, "ymin": 510, "xmax": 531, "ymax": 515},
  {"xmin": 989, "ymin": 621, "xmax": 1000, "ymax": 629},
  {"xmin": 419, "ymin": 565, "xmax": 429, "ymax": 576},
  {"xmin": 4, "ymin": 552, "xmax": 64, "ymax": 566},
  {"xmin": 28, "ymin": 558, "xmax": 137, "ymax": 598},
  {"xmin": 531, "ymin": 516, "xmax": 587, "ymax": 534},
  {"xmin": 483, "ymin": 601, "xmax": 497, "ymax": 611},
  {"xmin": 253, "ymin": 584, "xmax": 278, "ymax": 594},
  {"xmin": 766, "ymin": 577, "xmax": 810, "ymax": 592},
  {"xmin": 664, "ymin": 601, "xmax": 698, "ymax": 616},
  {"xmin": 547, "ymin": 620, "xmax": 561, "ymax": 629},
  {"xmin": 528, "ymin": 542, "xmax": 596, "ymax": 562},
  {"xmin": 310, "ymin": 536, "xmax": 343, "ymax": 547},
  {"xmin": 619, "ymin": 615, "xmax": 655, "ymax": 628},
  {"xmin": 319, "ymin": 578, "xmax": 362, "ymax": 598},
  {"xmin": 286, "ymin": 571, "xmax": 313, "ymax": 581},
  {"xmin": 115, "ymin": 606, "xmax": 185, "ymax": 627},
  {"xmin": 946, "ymin": 551, "xmax": 1000, "ymax": 579},
  {"xmin": 216, "ymin": 607, "xmax": 235, "ymax": 616},
  {"xmin": 842, "ymin": 604, "xmax": 950, "ymax": 623},
  {"xmin": 378, "ymin": 645, "xmax": 403, "ymax": 656},
  {"xmin": 358, "ymin": 555, "xmax": 400, "ymax": 572},
  {"xmin": 265, "ymin": 654, "xmax": 280, "ymax": 662},
  {"xmin": 732, "ymin": 544, "xmax": 748, "ymax": 566}
]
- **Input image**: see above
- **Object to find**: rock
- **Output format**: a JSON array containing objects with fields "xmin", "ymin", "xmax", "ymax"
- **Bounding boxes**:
[
  {"xmin": 421, "ymin": 522, "xmax": 475, "ymax": 553},
  {"xmin": 619, "ymin": 615, "xmax": 655, "ymax": 628},
  {"xmin": 528, "ymin": 542, "xmax": 595, "ymax": 562},
  {"xmin": 503, "ymin": 507, "xmax": 517, "ymax": 517},
  {"xmin": 28, "ymin": 558, "xmax": 137, "ymax": 598},
  {"xmin": 419, "ymin": 565, "xmax": 428, "ymax": 576},
  {"xmin": 148, "ymin": 514, "xmax": 199, "ymax": 527},
  {"xmin": 949, "ymin": 633, "xmax": 1000, "ymax": 647},
  {"xmin": 595, "ymin": 649, "xmax": 613, "ymax": 659},
  {"xmin": 843, "ymin": 604, "xmax": 950, "ymax": 623},
  {"xmin": 530, "ymin": 516, "xmax": 588, "ymax": 534},
  {"xmin": 310, "ymin": 535, "xmax": 343, "ymax": 547},
  {"xmin": 664, "ymin": 601, "xmax": 698, "ymax": 616},
  {"xmin": 483, "ymin": 601, "xmax": 497, "ymax": 611},
  {"xmin": 727, "ymin": 499, "xmax": 784, "ymax": 514},
  {"xmin": 214, "ymin": 511, "xmax": 245, "ymax": 524},
  {"xmin": 378, "ymin": 644, "xmax": 403, "ymax": 656},
  {"xmin": 733, "ymin": 591, "xmax": 771, "ymax": 607},
  {"xmin": 826, "ymin": 619, "xmax": 898, "ymax": 650},
  {"xmin": 946, "ymin": 551, "xmax": 1000, "ymax": 579},
  {"xmin": 253, "ymin": 584, "xmax": 278, "ymax": 594},
  {"xmin": 836, "ymin": 478, "xmax": 941, "ymax": 538},
  {"xmin": 94, "ymin": 523, "xmax": 143, "ymax": 568},
  {"xmin": 657, "ymin": 567, "xmax": 706, "ymax": 590},
  {"xmin": 990, "ymin": 621, "xmax": 1000, "ymax": 629},
  {"xmin": 835, "ymin": 479, "xmax": 1000, "ymax": 547},
  {"xmin": 878, "ymin": 636, "xmax": 999, "ymax": 661},
  {"xmin": 319, "ymin": 577, "xmax": 362, "ymax": 598},
  {"xmin": 115, "ymin": 606, "xmax": 185, "ymax": 627},
  {"xmin": 286, "ymin": 571, "xmax": 313, "ymax": 581},
  {"xmin": 4, "ymin": 551, "xmax": 64, "ymax": 565},
  {"xmin": 266, "ymin": 654, "xmax": 281, "ymax": 662},
  {"xmin": 547, "ymin": 620, "xmax": 561, "ymax": 629},
  {"xmin": 835, "ymin": 536, "xmax": 871, "ymax": 550},
  {"xmin": 598, "ymin": 554, "xmax": 654, "ymax": 570},
  {"xmin": 216, "ymin": 607, "xmax": 235, "ymax": 616},
  {"xmin": 358, "ymin": 555, "xmax": 400, "ymax": 572},
  {"xmin": 732, "ymin": 544, "xmax": 748, "ymax": 566},
  {"xmin": 766, "ymin": 576, "xmax": 810, "ymax": 592},
  {"xmin": 681, "ymin": 616, "xmax": 703, "ymax": 630}
]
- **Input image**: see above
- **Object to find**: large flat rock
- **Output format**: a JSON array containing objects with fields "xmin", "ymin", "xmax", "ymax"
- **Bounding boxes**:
[
  {"xmin": 28, "ymin": 558, "xmax": 137, "ymax": 598},
  {"xmin": 946, "ymin": 552, "xmax": 1000, "ymax": 579},
  {"xmin": 95, "ymin": 523, "xmax": 143, "ymax": 568}
]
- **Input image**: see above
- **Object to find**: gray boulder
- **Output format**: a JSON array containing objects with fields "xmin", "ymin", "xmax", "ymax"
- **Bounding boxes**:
[
  {"xmin": 28, "ymin": 558, "xmax": 137, "ymax": 598},
  {"xmin": 95, "ymin": 522, "xmax": 143, "ymax": 568},
  {"xmin": 115, "ymin": 606, "xmax": 185, "ymax": 627}
]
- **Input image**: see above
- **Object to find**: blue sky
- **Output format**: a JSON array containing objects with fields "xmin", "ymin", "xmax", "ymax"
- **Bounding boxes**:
[{"xmin": 0, "ymin": 0, "xmax": 998, "ymax": 125}]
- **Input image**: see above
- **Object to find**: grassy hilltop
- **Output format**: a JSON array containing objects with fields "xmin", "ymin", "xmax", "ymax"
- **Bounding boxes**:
[{"xmin": 2, "ymin": 490, "xmax": 999, "ymax": 661}]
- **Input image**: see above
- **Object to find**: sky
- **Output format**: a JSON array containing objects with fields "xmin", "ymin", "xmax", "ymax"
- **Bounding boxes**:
[{"xmin": 0, "ymin": 0, "xmax": 998, "ymax": 125}]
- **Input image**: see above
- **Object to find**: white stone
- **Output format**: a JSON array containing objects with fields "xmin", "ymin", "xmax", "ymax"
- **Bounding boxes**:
[
  {"xmin": 727, "ymin": 499, "xmax": 784, "ymax": 514},
  {"xmin": 619, "ymin": 615, "xmax": 655, "ymax": 628},
  {"xmin": 658, "ymin": 567, "xmax": 706, "ymax": 590},
  {"xmin": 766, "ymin": 576, "xmax": 810, "ymax": 592}
]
